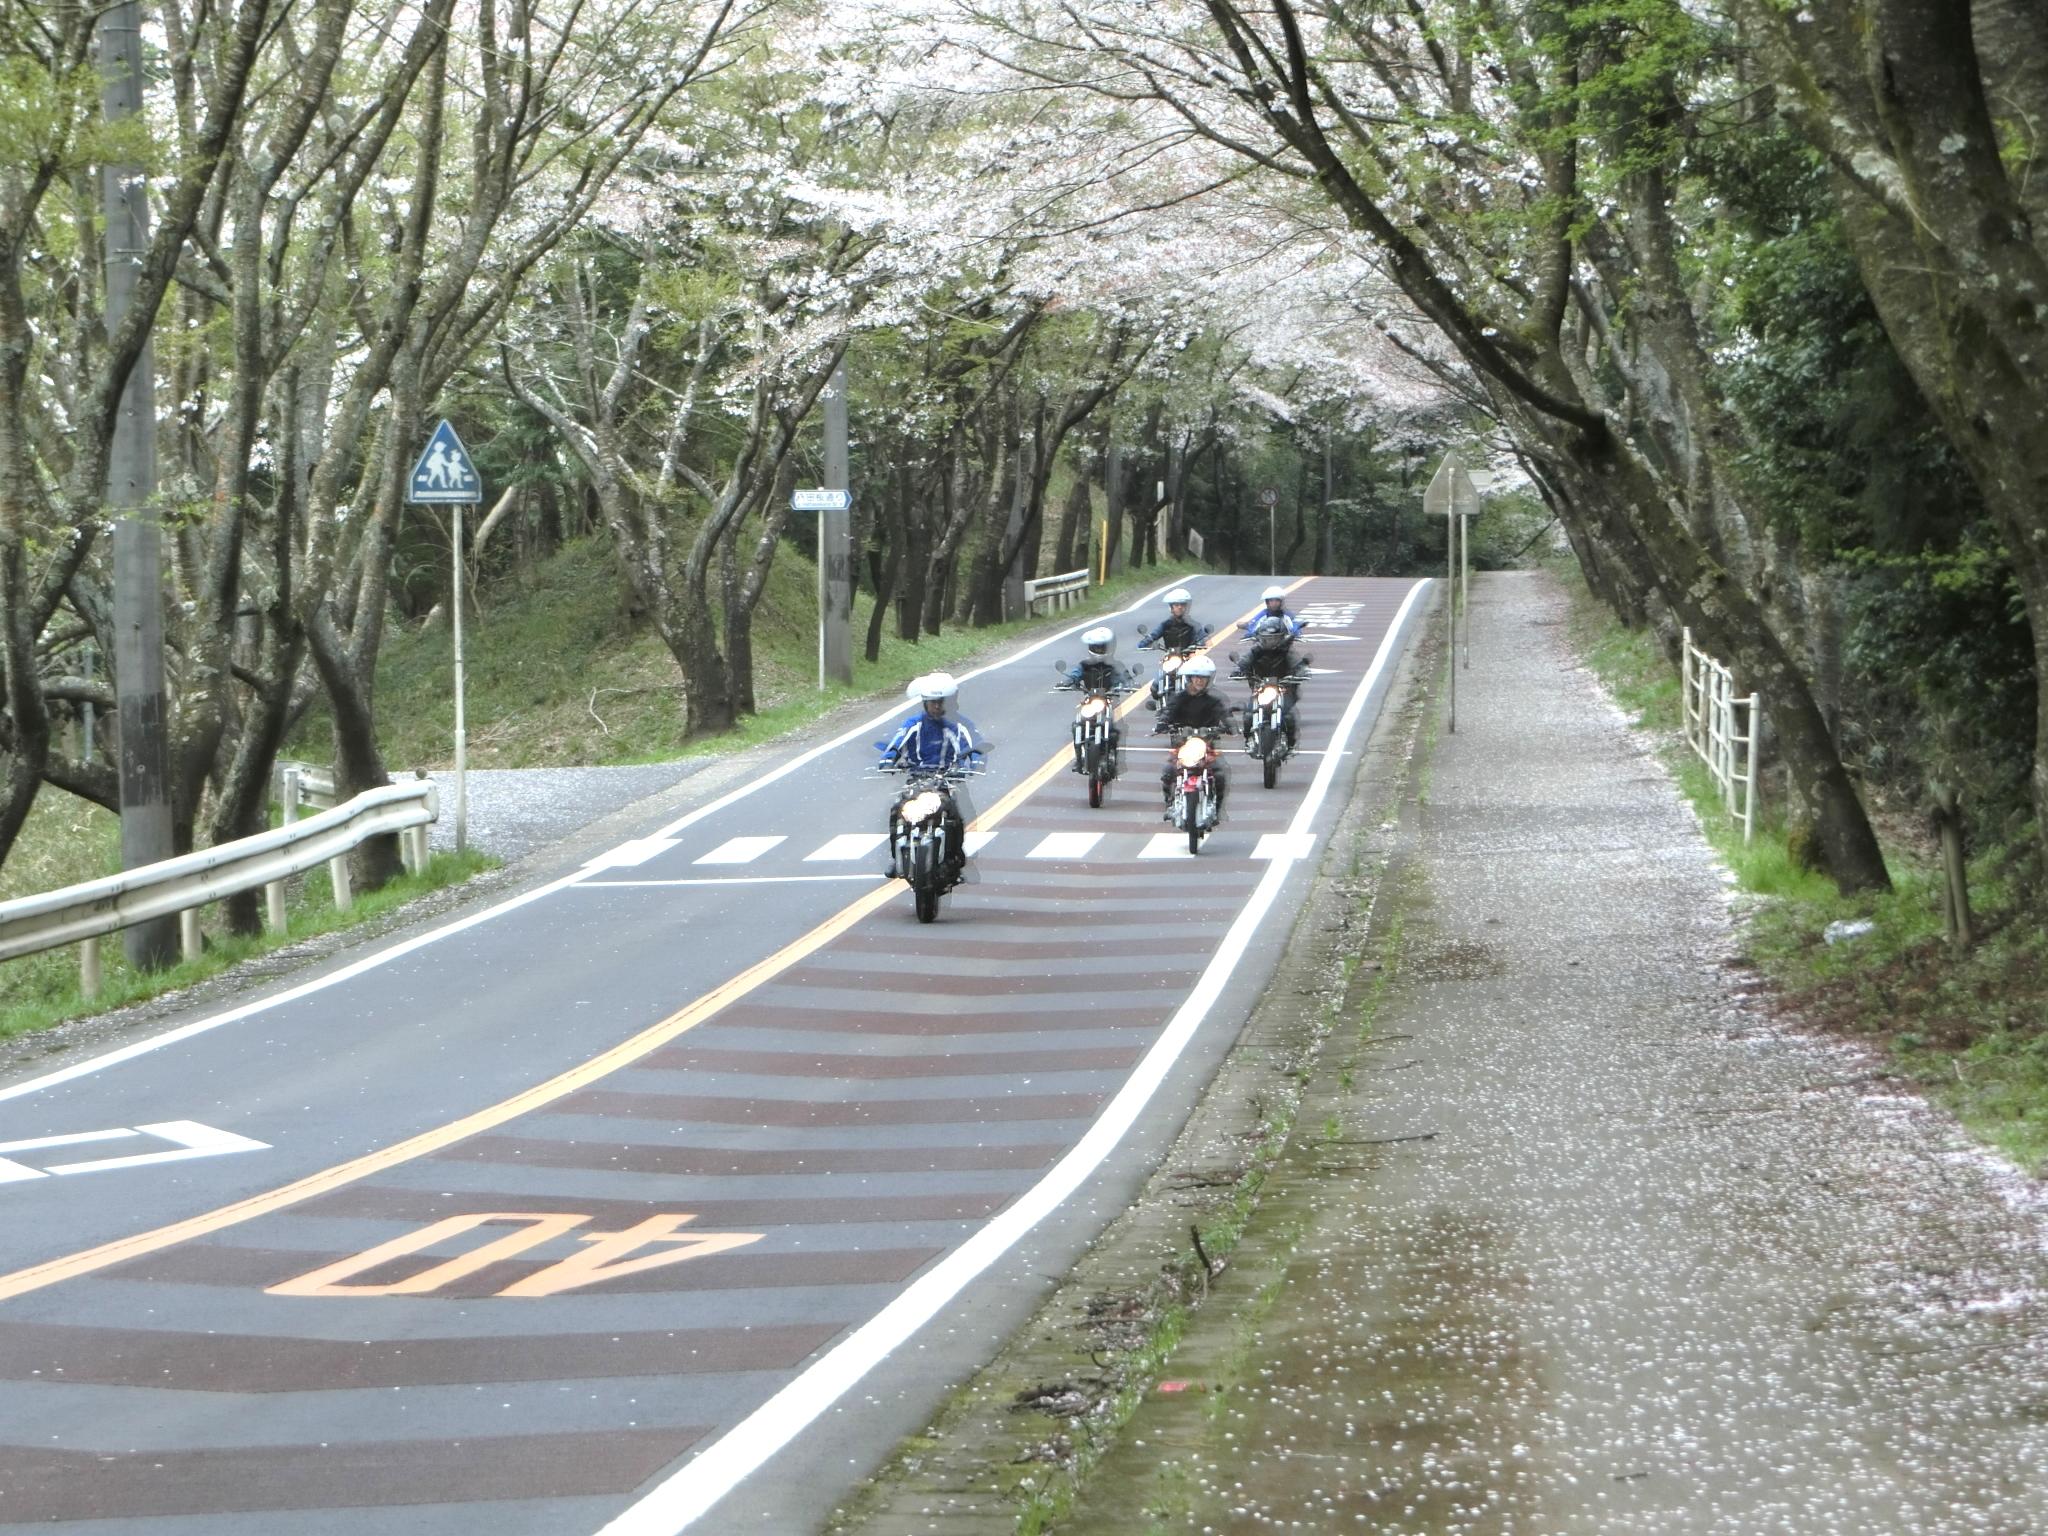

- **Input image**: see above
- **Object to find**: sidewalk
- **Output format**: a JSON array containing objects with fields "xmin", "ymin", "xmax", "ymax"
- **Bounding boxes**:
[{"xmin": 1060, "ymin": 571, "xmax": 2048, "ymax": 1534}]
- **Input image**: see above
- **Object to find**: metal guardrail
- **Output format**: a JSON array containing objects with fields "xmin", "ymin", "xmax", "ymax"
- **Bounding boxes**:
[
  {"xmin": 274, "ymin": 760, "xmax": 338, "ymax": 813},
  {"xmin": 0, "ymin": 781, "xmax": 438, "ymax": 998},
  {"xmin": 1024, "ymin": 568, "xmax": 1090, "ymax": 615},
  {"xmin": 1680, "ymin": 627, "xmax": 1760, "ymax": 842}
]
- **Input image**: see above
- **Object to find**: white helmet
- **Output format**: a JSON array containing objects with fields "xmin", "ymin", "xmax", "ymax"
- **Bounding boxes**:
[
  {"xmin": 1165, "ymin": 588, "xmax": 1193, "ymax": 606},
  {"xmin": 1262, "ymin": 584, "xmax": 1288, "ymax": 601},
  {"xmin": 1082, "ymin": 626, "xmax": 1115, "ymax": 656},
  {"xmin": 1181, "ymin": 654, "xmax": 1216, "ymax": 678},
  {"xmin": 909, "ymin": 671, "xmax": 959, "ymax": 702}
]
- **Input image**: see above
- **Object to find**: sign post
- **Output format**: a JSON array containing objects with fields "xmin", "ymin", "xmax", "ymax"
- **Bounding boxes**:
[
  {"xmin": 1424, "ymin": 458, "xmax": 1478, "ymax": 733},
  {"xmin": 408, "ymin": 419, "xmax": 484, "ymax": 853},
  {"xmin": 819, "ymin": 360, "xmax": 853, "ymax": 688},
  {"xmin": 1260, "ymin": 486, "xmax": 1280, "ymax": 575},
  {"xmin": 792, "ymin": 485, "xmax": 854, "ymax": 690}
]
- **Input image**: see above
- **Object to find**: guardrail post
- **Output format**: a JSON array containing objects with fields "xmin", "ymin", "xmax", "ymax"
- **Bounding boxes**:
[
  {"xmin": 264, "ymin": 877, "xmax": 286, "ymax": 933},
  {"xmin": 1742, "ymin": 693, "xmax": 1760, "ymax": 843},
  {"xmin": 283, "ymin": 767, "xmax": 302, "ymax": 824},
  {"xmin": 1680, "ymin": 629, "xmax": 1695, "ymax": 752},
  {"xmin": 80, "ymin": 936, "xmax": 100, "ymax": 1000},
  {"xmin": 328, "ymin": 852, "xmax": 353, "ymax": 912},
  {"xmin": 179, "ymin": 908, "xmax": 200, "ymax": 962}
]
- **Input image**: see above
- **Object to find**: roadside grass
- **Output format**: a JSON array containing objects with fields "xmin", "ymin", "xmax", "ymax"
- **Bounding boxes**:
[
  {"xmin": 0, "ymin": 822, "xmax": 494, "ymax": 1042},
  {"xmin": 1008, "ymin": 817, "xmax": 1416, "ymax": 1536},
  {"xmin": 1559, "ymin": 571, "xmax": 2048, "ymax": 1171}
]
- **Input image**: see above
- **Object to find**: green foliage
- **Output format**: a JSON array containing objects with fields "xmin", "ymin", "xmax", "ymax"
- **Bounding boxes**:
[{"xmin": 1687, "ymin": 117, "xmax": 2038, "ymax": 841}]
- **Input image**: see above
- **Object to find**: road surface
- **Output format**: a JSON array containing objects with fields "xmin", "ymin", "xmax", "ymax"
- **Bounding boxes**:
[{"xmin": 0, "ymin": 572, "xmax": 1425, "ymax": 1534}]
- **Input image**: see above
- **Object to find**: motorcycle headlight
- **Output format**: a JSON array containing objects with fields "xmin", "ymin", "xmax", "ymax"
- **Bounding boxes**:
[
  {"xmin": 1078, "ymin": 697, "xmax": 1109, "ymax": 719},
  {"xmin": 899, "ymin": 791, "xmax": 944, "ymax": 824},
  {"xmin": 1160, "ymin": 654, "xmax": 1183, "ymax": 674},
  {"xmin": 1176, "ymin": 738, "xmax": 1208, "ymax": 768},
  {"xmin": 1256, "ymin": 685, "xmax": 1282, "ymax": 706}
]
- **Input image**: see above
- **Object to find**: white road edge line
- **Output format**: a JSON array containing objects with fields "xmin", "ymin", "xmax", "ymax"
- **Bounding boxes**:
[
  {"xmin": 0, "ymin": 578, "xmax": 1198, "ymax": 1106},
  {"xmin": 592, "ymin": 577, "xmax": 1431, "ymax": 1536}
]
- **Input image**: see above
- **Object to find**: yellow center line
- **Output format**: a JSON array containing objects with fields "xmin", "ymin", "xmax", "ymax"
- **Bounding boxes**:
[{"xmin": 0, "ymin": 578, "xmax": 1314, "ymax": 1304}]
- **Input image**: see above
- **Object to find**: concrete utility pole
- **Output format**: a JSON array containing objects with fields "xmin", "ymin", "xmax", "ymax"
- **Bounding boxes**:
[
  {"xmin": 820, "ymin": 357, "xmax": 853, "ymax": 687},
  {"xmin": 99, "ymin": 1, "xmax": 177, "ymax": 969},
  {"xmin": 1101, "ymin": 435, "xmax": 1123, "ymax": 580},
  {"xmin": 1424, "ymin": 456, "xmax": 1477, "ymax": 736}
]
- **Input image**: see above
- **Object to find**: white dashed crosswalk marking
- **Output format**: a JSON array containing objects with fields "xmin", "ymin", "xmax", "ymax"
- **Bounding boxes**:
[
  {"xmin": 695, "ymin": 835, "xmax": 787, "ymax": 866},
  {"xmin": 672, "ymin": 825, "xmax": 1309, "ymax": 871},
  {"xmin": 1254, "ymin": 832, "xmax": 1317, "ymax": 861},
  {"xmin": 1027, "ymin": 831, "xmax": 1104, "ymax": 860},
  {"xmin": 583, "ymin": 836, "xmax": 679, "ymax": 871},
  {"xmin": 805, "ymin": 833, "xmax": 888, "ymax": 862}
]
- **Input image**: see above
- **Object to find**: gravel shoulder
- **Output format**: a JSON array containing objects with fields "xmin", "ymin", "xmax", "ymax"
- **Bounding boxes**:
[{"xmin": 835, "ymin": 569, "xmax": 2048, "ymax": 1536}]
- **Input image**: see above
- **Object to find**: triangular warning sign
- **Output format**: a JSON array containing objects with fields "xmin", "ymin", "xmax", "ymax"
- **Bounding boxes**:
[{"xmin": 407, "ymin": 419, "xmax": 483, "ymax": 504}]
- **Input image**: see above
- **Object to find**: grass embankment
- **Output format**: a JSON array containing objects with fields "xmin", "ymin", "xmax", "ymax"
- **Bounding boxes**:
[
  {"xmin": 354, "ymin": 536, "xmax": 1198, "ymax": 770},
  {"xmin": 1564, "ymin": 581, "xmax": 2048, "ymax": 1171}
]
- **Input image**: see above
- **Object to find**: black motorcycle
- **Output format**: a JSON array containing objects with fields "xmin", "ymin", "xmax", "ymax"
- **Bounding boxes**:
[
  {"xmin": 1231, "ymin": 653, "xmax": 1310, "ymax": 789},
  {"xmin": 1136, "ymin": 625, "xmax": 1208, "ymax": 710},
  {"xmin": 1053, "ymin": 662, "xmax": 1134, "ymax": 808},
  {"xmin": 881, "ymin": 765, "xmax": 978, "ymax": 923}
]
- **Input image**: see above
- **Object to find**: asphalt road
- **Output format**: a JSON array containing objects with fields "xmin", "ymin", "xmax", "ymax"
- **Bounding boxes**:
[{"xmin": 0, "ymin": 571, "xmax": 1425, "ymax": 1534}]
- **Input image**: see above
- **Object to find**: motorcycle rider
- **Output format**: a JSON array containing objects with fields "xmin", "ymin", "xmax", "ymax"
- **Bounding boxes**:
[
  {"xmin": 1060, "ymin": 626, "xmax": 1130, "ymax": 775},
  {"xmin": 1242, "ymin": 584, "xmax": 1305, "ymax": 641},
  {"xmin": 1141, "ymin": 589, "xmax": 1209, "ymax": 706},
  {"xmin": 1061, "ymin": 626, "xmax": 1132, "ymax": 692},
  {"xmin": 1239, "ymin": 613, "xmax": 1305, "ymax": 749},
  {"xmin": 1153, "ymin": 654, "xmax": 1232, "ymax": 815},
  {"xmin": 1140, "ymin": 588, "xmax": 1207, "ymax": 652},
  {"xmin": 878, "ymin": 672, "xmax": 981, "ymax": 879}
]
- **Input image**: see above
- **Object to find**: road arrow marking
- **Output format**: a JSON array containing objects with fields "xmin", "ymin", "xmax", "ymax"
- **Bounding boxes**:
[{"xmin": 0, "ymin": 1121, "xmax": 268, "ymax": 1182}]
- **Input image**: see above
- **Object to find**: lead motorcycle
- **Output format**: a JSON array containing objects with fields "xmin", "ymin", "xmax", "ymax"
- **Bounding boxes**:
[
  {"xmin": 878, "ymin": 764, "xmax": 980, "ymax": 923},
  {"xmin": 1159, "ymin": 726, "xmax": 1228, "ymax": 853}
]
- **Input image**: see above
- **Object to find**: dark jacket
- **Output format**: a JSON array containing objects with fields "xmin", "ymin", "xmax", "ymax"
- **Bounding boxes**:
[
  {"xmin": 1158, "ymin": 689, "xmax": 1232, "ymax": 732},
  {"xmin": 1142, "ymin": 615, "xmax": 1205, "ymax": 650}
]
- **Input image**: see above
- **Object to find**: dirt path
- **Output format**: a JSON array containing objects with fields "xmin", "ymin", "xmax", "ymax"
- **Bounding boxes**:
[{"xmin": 1054, "ymin": 570, "xmax": 2048, "ymax": 1534}]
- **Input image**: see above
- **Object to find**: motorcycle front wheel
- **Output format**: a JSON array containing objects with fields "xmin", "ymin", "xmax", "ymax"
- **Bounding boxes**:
[
  {"xmin": 1088, "ymin": 774, "xmax": 1105, "ymax": 808},
  {"xmin": 1263, "ymin": 755, "xmax": 1280, "ymax": 789},
  {"xmin": 914, "ymin": 886, "xmax": 939, "ymax": 923}
]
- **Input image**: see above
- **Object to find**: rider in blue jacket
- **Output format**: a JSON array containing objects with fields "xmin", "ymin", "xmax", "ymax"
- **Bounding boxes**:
[
  {"xmin": 1241, "ymin": 585, "xmax": 1305, "ymax": 641},
  {"xmin": 879, "ymin": 672, "xmax": 981, "ymax": 877}
]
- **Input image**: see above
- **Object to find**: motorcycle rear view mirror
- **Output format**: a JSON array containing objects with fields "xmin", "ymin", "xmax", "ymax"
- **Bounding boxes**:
[{"xmin": 1054, "ymin": 659, "xmax": 1067, "ymax": 672}]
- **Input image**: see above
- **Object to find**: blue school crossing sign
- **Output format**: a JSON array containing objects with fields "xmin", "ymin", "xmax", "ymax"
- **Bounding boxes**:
[{"xmin": 407, "ymin": 419, "xmax": 483, "ymax": 504}]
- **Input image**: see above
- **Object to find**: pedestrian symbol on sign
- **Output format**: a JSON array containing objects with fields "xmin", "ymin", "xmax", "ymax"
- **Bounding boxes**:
[{"xmin": 407, "ymin": 420, "xmax": 483, "ymax": 504}]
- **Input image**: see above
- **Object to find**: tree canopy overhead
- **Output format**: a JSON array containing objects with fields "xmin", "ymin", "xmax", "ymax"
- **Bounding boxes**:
[{"xmin": 0, "ymin": 0, "xmax": 2039, "ymax": 912}]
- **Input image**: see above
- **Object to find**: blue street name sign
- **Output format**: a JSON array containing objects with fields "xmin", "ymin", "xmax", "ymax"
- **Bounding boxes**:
[{"xmin": 408, "ymin": 419, "xmax": 484, "ymax": 505}]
